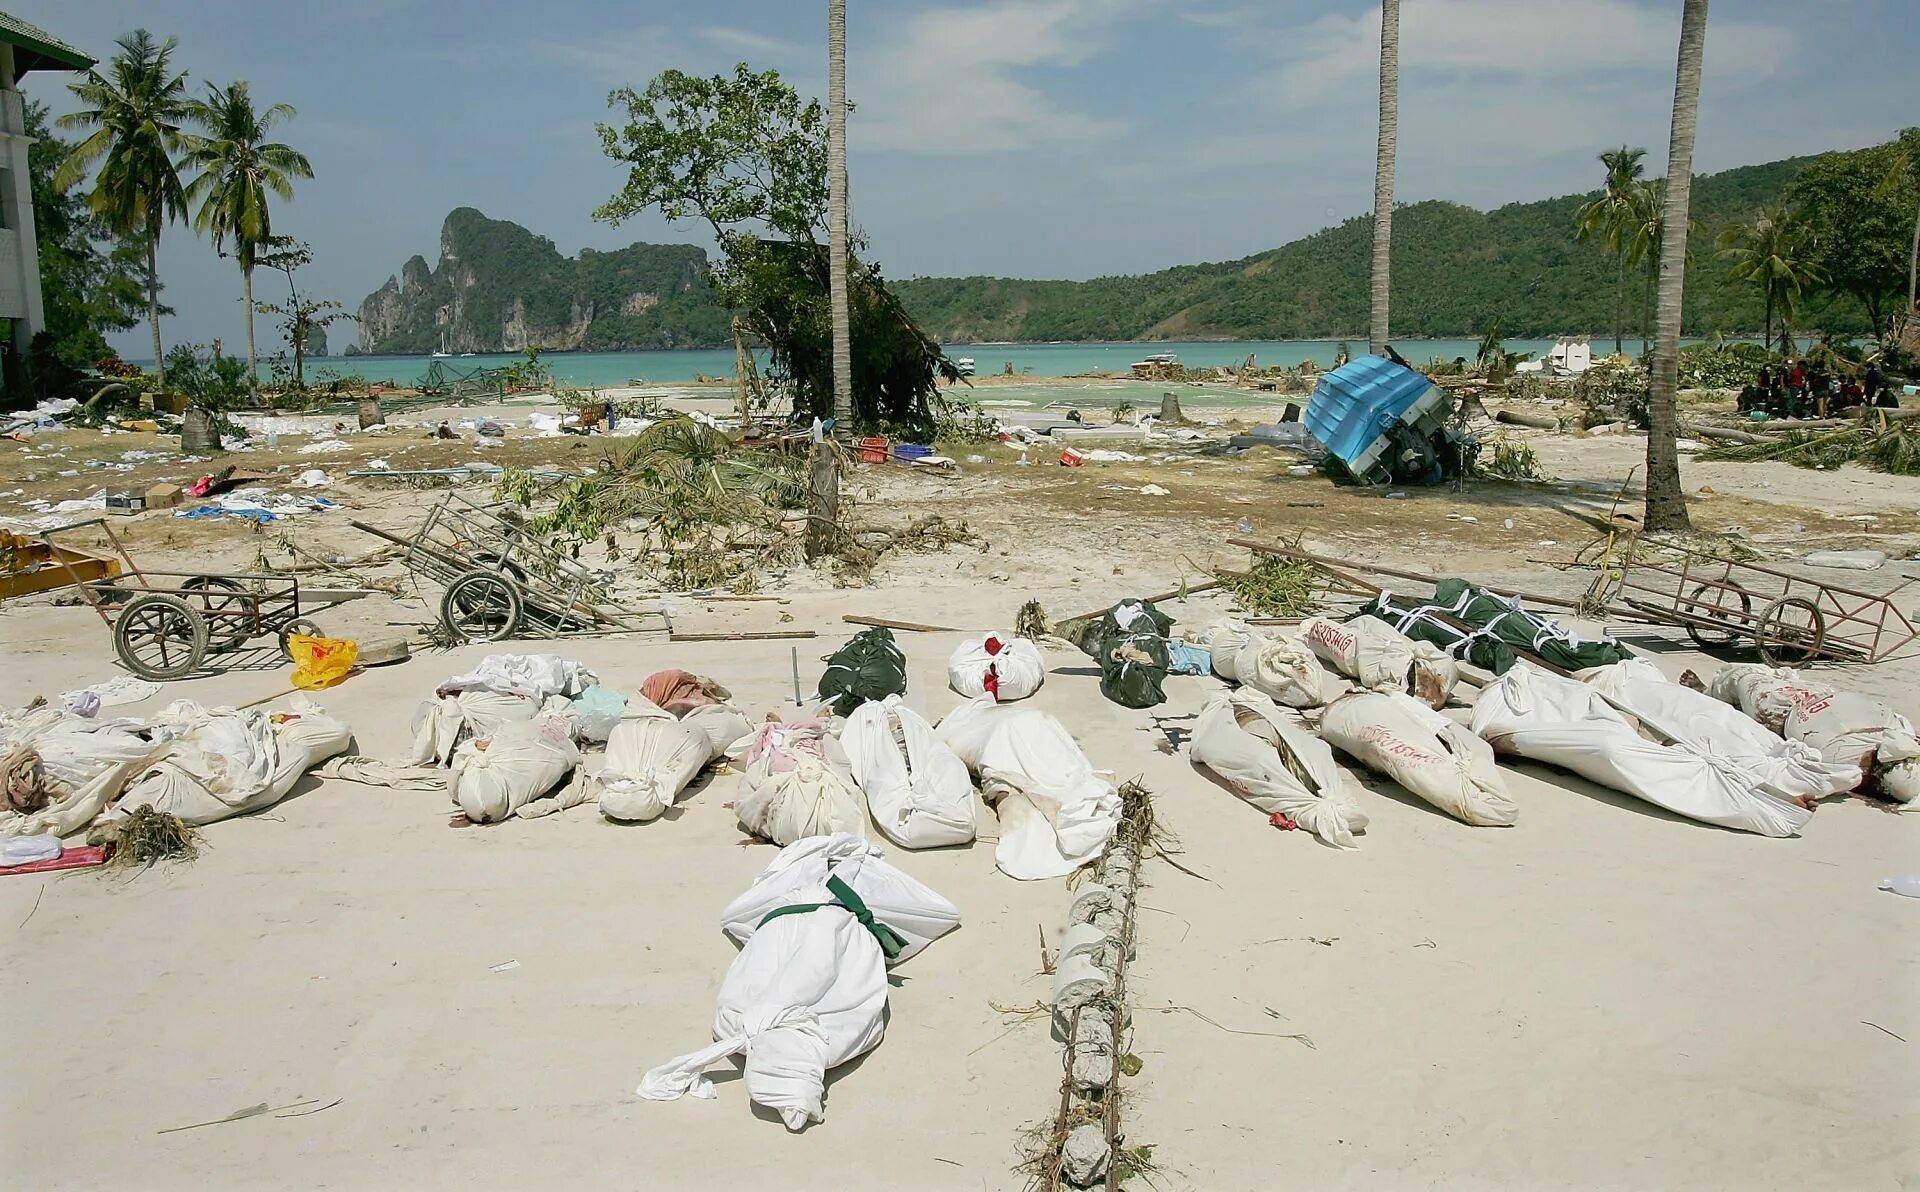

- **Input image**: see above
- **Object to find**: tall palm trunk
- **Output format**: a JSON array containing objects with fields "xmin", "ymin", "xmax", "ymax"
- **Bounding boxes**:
[
  {"xmin": 147, "ymin": 220, "xmax": 165, "ymax": 388},
  {"xmin": 241, "ymin": 259, "xmax": 260, "ymax": 403},
  {"xmin": 1368, "ymin": 0, "xmax": 1398, "ymax": 357},
  {"xmin": 810, "ymin": 0, "xmax": 852, "ymax": 562},
  {"xmin": 1762, "ymin": 284, "xmax": 1773, "ymax": 356},
  {"xmin": 827, "ymin": 0, "xmax": 852, "ymax": 425},
  {"xmin": 1644, "ymin": 0, "xmax": 1707, "ymax": 534},
  {"xmin": 1613, "ymin": 255, "xmax": 1625, "ymax": 355}
]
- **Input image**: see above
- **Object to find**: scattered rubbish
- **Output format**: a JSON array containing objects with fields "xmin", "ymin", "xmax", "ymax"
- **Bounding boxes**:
[
  {"xmin": 1880, "ymin": 877, "xmax": 1920, "ymax": 898},
  {"xmin": 1059, "ymin": 448, "xmax": 1084, "ymax": 467},
  {"xmin": 1503, "ymin": 518, "xmax": 1515, "ymax": 530},
  {"xmin": 298, "ymin": 438, "xmax": 352, "ymax": 454},
  {"xmin": 1, "ymin": 843, "xmax": 108, "ymax": 876},
  {"xmin": 288, "ymin": 635, "xmax": 359, "ymax": 690},
  {"xmin": 489, "ymin": 959, "xmax": 523, "ymax": 972},
  {"xmin": 95, "ymin": 806, "xmax": 202, "ymax": 868},
  {"xmin": 1, "ymin": 834, "xmax": 63, "ymax": 866},
  {"xmin": 1139, "ymin": 483, "xmax": 1169, "ymax": 496},
  {"xmin": 291, "ymin": 469, "xmax": 331, "ymax": 488},
  {"xmin": 1385, "ymin": 491, "xmax": 1408, "ymax": 499}
]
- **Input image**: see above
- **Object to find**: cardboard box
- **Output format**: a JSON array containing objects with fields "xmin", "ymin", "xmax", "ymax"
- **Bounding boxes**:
[{"xmin": 144, "ymin": 483, "xmax": 184, "ymax": 510}]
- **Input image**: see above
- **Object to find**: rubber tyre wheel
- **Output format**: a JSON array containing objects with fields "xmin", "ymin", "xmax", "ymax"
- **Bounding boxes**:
[
  {"xmin": 181, "ymin": 575, "xmax": 252, "ymax": 652},
  {"xmin": 440, "ymin": 571, "xmax": 523, "ymax": 643},
  {"xmin": 1681, "ymin": 582, "xmax": 1752, "ymax": 650},
  {"xmin": 278, "ymin": 617, "xmax": 325, "ymax": 661},
  {"xmin": 1757, "ymin": 596, "xmax": 1825, "ymax": 666},
  {"xmin": 114, "ymin": 593, "xmax": 210, "ymax": 681}
]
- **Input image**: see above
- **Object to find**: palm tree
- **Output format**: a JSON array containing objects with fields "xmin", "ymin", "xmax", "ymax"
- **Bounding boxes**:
[
  {"xmin": 55, "ymin": 30, "xmax": 190, "ymax": 388},
  {"xmin": 808, "ymin": 0, "xmax": 853, "ymax": 561},
  {"xmin": 1623, "ymin": 179, "xmax": 1663, "ymax": 351},
  {"xmin": 1644, "ymin": 0, "xmax": 1708, "ymax": 535},
  {"xmin": 1367, "ymin": 0, "xmax": 1399, "ymax": 357},
  {"xmin": 182, "ymin": 81, "xmax": 313, "ymax": 402},
  {"xmin": 827, "ymin": 0, "xmax": 852, "ymax": 426},
  {"xmin": 1716, "ymin": 206, "xmax": 1825, "ymax": 355},
  {"xmin": 1574, "ymin": 145, "xmax": 1646, "ymax": 354}
]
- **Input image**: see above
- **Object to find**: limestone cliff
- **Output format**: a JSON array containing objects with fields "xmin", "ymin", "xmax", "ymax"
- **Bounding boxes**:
[{"xmin": 355, "ymin": 208, "xmax": 731, "ymax": 353}]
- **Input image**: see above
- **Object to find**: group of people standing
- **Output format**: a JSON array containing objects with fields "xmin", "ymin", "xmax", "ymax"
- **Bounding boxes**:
[{"xmin": 1740, "ymin": 358, "xmax": 1896, "ymax": 418}]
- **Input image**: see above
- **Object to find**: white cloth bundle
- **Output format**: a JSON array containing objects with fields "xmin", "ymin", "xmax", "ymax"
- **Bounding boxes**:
[
  {"xmin": 1231, "ymin": 630, "xmax": 1329, "ymax": 708},
  {"xmin": 947, "ymin": 633, "xmax": 1047, "ymax": 702},
  {"xmin": 638, "ymin": 834, "xmax": 959, "ymax": 1130},
  {"xmin": 936, "ymin": 697, "xmax": 1120, "ymax": 879},
  {"xmin": 1200, "ymin": 619, "xmax": 1254, "ymax": 681},
  {"xmin": 1705, "ymin": 664, "xmax": 1918, "ymax": 804},
  {"xmin": 680, "ymin": 703, "xmax": 753, "ymax": 759},
  {"xmin": 1189, "ymin": 688, "xmax": 1368, "ymax": 847},
  {"xmin": 1320, "ymin": 691, "xmax": 1518, "ymax": 826},
  {"xmin": 735, "ymin": 721, "xmax": 867, "ymax": 845},
  {"xmin": 1299, "ymin": 615, "xmax": 1457, "ymax": 708},
  {"xmin": 410, "ymin": 690, "xmax": 541, "ymax": 766},
  {"xmin": 594, "ymin": 704, "xmax": 712, "ymax": 824},
  {"xmin": 449, "ymin": 714, "xmax": 581, "ymax": 823},
  {"xmin": 108, "ymin": 697, "xmax": 352, "ymax": 828},
  {"xmin": 1472, "ymin": 663, "xmax": 1814, "ymax": 836},
  {"xmin": 437, "ymin": 654, "xmax": 598, "ymax": 700},
  {"xmin": 1585, "ymin": 660, "xmax": 1861, "ymax": 805},
  {"xmin": 841, "ymin": 695, "xmax": 976, "ymax": 848},
  {"xmin": 0, "ymin": 706, "xmax": 165, "ymax": 839}
]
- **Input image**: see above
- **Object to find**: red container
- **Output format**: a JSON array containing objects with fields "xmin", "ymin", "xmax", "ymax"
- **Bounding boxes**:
[
  {"xmin": 1059, "ymin": 447, "xmax": 1084, "ymax": 467},
  {"xmin": 858, "ymin": 435, "xmax": 890, "ymax": 463}
]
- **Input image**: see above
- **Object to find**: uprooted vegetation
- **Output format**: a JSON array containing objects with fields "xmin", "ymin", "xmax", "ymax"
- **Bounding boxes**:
[
  {"xmin": 496, "ymin": 417, "xmax": 981, "ymax": 590},
  {"xmin": 1698, "ymin": 421, "xmax": 1920, "ymax": 476}
]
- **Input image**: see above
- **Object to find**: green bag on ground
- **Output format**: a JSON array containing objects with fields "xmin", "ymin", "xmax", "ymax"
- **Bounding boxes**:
[
  {"xmin": 1084, "ymin": 599, "xmax": 1175, "ymax": 708},
  {"xmin": 1428, "ymin": 578, "xmax": 1633, "ymax": 671},
  {"xmin": 1353, "ymin": 604, "xmax": 1519, "ymax": 675},
  {"xmin": 818, "ymin": 626, "xmax": 908, "ymax": 716}
]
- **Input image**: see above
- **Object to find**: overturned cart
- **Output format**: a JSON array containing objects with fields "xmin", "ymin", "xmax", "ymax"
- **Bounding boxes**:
[
  {"xmin": 1596, "ymin": 548, "xmax": 1915, "ymax": 665},
  {"xmin": 352, "ymin": 494, "xmax": 666, "ymax": 642}
]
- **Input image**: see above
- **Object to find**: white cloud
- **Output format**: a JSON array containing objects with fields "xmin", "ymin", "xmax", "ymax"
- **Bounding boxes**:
[
  {"xmin": 1264, "ymin": 0, "xmax": 1797, "ymax": 106},
  {"xmin": 855, "ymin": 0, "xmax": 1145, "ymax": 153},
  {"xmin": 697, "ymin": 27, "xmax": 806, "ymax": 59}
]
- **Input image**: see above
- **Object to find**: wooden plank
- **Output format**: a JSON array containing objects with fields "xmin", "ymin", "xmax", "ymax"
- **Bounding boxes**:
[
  {"xmin": 669, "ymin": 629, "xmax": 817, "ymax": 642},
  {"xmin": 0, "ymin": 551, "xmax": 121, "ymax": 601},
  {"xmin": 1059, "ymin": 577, "xmax": 1223, "ymax": 624},
  {"xmin": 843, "ymin": 614, "xmax": 960, "ymax": 633},
  {"xmin": 1229, "ymin": 538, "xmax": 1584, "ymax": 611}
]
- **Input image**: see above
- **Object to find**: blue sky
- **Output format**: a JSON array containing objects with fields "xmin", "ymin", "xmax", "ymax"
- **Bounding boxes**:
[{"xmin": 23, "ymin": 0, "xmax": 1916, "ymax": 354}]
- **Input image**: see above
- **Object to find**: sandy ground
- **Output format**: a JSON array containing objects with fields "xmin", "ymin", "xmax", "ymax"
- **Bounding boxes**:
[{"xmin": 2, "ymin": 382, "xmax": 1918, "ymax": 1189}]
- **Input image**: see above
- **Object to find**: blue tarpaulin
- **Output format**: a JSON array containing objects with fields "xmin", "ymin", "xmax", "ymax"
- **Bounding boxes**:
[{"xmin": 1302, "ymin": 356, "xmax": 1447, "ymax": 481}]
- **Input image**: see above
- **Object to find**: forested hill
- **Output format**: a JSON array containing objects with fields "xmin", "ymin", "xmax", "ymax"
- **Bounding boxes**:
[{"xmin": 892, "ymin": 154, "xmax": 1850, "ymax": 342}]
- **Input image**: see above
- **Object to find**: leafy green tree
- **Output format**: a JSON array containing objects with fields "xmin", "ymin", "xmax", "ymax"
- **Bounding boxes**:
[
  {"xmin": 1788, "ymin": 133, "xmax": 1918, "ymax": 341},
  {"xmin": 1716, "ymin": 206, "xmax": 1824, "ymax": 354},
  {"xmin": 181, "ymin": 80, "xmax": 313, "ymax": 401},
  {"xmin": 1574, "ymin": 145, "xmax": 1646, "ymax": 353},
  {"xmin": 55, "ymin": 30, "xmax": 191, "ymax": 387},
  {"xmin": 596, "ymin": 62, "xmax": 953, "ymax": 430},
  {"xmin": 255, "ymin": 239, "xmax": 354, "ymax": 388},
  {"xmin": 1645, "ymin": 0, "xmax": 1708, "ymax": 535}
]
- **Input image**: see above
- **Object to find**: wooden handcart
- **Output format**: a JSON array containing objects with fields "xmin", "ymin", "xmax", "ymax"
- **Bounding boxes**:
[{"xmin": 351, "ymin": 493, "xmax": 665, "ymax": 643}]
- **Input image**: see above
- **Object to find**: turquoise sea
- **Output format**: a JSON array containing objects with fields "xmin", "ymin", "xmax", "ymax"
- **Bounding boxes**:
[{"xmin": 294, "ymin": 337, "xmax": 1661, "ymax": 390}]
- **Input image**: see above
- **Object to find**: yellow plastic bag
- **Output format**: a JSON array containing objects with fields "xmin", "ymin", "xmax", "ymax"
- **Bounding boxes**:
[{"xmin": 289, "ymin": 634, "xmax": 358, "ymax": 690}]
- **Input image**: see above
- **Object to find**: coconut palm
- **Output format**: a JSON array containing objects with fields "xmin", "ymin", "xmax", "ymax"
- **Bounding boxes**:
[
  {"xmin": 1574, "ymin": 145, "xmax": 1646, "ymax": 354},
  {"xmin": 1716, "ymin": 205, "xmax": 1825, "ymax": 355},
  {"xmin": 1368, "ymin": 0, "xmax": 1399, "ymax": 356},
  {"xmin": 807, "ymin": 0, "xmax": 853, "ymax": 561},
  {"xmin": 827, "ymin": 0, "xmax": 852, "ymax": 425},
  {"xmin": 182, "ymin": 81, "xmax": 313, "ymax": 401},
  {"xmin": 55, "ymin": 30, "xmax": 190, "ymax": 387},
  {"xmin": 1644, "ymin": 0, "xmax": 1708, "ymax": 535}
]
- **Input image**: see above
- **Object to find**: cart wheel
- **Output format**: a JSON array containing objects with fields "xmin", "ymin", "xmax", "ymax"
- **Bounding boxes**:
[
  {"xmin": 440, "ymin": 571, "xmax": 523, "ymax": 643},
  {"xmin": 278, "ymin": 617, "xmax": 326, "ymax": 661},
  {"xmin": 1681, "ymin": 582, "xmax": 1752, "ymax": 649},
  {"xmin": 181, "ymin": 575, "xmax": 251, "ymax": 652},
  {"xmin": 1757, "ymin": 597, "xmax": 1825, "ymax": 666},
  {"xmin": 114, "ymin": 594, "xmax": 209, "ymax": 681}
]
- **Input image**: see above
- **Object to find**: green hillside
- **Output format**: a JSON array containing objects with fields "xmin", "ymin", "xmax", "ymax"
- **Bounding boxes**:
[
  {"xmin": 893, "ymin": 154, "xmax": 1866, "ymax": 342},
  {"xmin": 359, "ymin": 149, "xmax": 1877, "ymax": 354}
]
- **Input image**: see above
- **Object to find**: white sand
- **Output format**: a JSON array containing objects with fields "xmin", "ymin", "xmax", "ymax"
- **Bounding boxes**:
[{"xmin": 2, "ymin": 609, "xmax": 1914, "ymax": 1189}]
